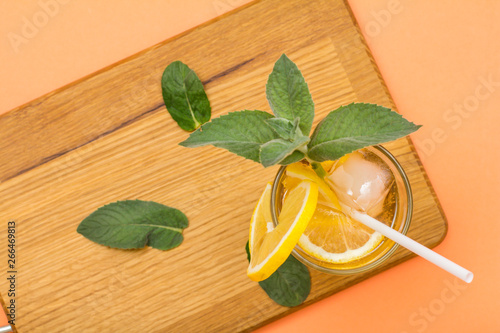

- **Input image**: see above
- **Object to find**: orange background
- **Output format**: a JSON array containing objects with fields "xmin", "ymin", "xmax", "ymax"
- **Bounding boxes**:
[{"xmin": 1, "ymin": 1, "xmax": 499, "ymax": 332}]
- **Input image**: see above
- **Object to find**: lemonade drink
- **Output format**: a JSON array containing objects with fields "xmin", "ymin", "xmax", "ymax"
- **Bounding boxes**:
[{"xmin": 271, "ymin": 145, "xmax": 412, "ymax": 274}]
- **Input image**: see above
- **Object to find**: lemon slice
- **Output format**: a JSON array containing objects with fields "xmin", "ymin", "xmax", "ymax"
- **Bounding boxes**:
[
  {"xmin": 285, "ymin": 162, "xmax": 341, "ymax": 209},
  {"xmin": 283, "ymin": 162, "xmax": 383, "ymax": 264},
  {"xmin": 298, "ymin": 203, "xmax": 383, "ymax": 263},
  {"xmin": 247, "ymin": 181, "xmax": 318, "ymax": 281}
]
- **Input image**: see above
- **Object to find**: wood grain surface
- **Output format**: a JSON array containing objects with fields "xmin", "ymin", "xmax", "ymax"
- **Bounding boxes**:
[{"xmin": 0, "ymin": 0, "xmax": 447, "ymax": 332}]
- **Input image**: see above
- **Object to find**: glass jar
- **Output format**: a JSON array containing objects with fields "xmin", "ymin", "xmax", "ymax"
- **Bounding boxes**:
[{"xmin": 271, "ymin": 145, "xmax": 413, "ymax": 275}]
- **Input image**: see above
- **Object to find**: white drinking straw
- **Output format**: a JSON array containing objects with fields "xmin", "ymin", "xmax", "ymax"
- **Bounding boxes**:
[
  {"xmin": 0, "ymin": 325, "xmax": 13, "ymax": 333},
  {"xmin": 343, "ymin": 205, "xmax": 473, "ymax": 283}
]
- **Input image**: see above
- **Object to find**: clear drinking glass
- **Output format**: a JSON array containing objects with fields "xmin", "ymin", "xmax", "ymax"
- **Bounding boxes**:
[{"xmin": 271, "ymin": 145, "xmax": 413, "ymax": 275}]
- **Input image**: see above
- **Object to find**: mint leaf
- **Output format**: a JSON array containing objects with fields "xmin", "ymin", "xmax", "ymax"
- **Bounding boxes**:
[
  {"xmin": 77, "ymin": 200, "xmax": 188, "ymax": 250},
  {"xmin": 179, "ymin": 110, "xmax": 280, "ymax": 163},
  {"xmin": 266, "ymin": 117, "xmax": 299, "ymax": 140},
  {"xmin": 259, "ymin": 256, "xmax": 311, "ymax": 307},
  {"xmin": 246, "ymin": 241, "xmax": 310, "ymax": 307},
  {"xmin": 246, "ymin": 241, "xmax": 252, "ymax": 262},
  {"xmin": 261, "ymin": 117, "xmax": 309, "ymax": 167},
  {"xmin": 162, "ymin": 61, "xmax": 211, "ymax": 131},
  {"xmin": 260, "ymin": 136, "xmax": 309, "ymax": 167},
  {"xmin": 280, "ymin": 150, "xmax": 305, "ymax": 165},
  {"xmin": 308, "ymin": 103, "xmax": 421, "ymax": 161},
  {"xmin": 266, "ymin": 54, "xmax": 314, "ymax": 135}
]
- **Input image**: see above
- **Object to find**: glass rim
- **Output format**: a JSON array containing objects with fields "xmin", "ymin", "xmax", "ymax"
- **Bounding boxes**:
[{"xmin": 270, "ymin": 145, "xmax": 413, "ymax": 275}]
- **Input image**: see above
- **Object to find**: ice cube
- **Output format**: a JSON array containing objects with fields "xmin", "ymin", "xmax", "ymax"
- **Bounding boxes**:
[{"xmin": 326, "ymin": 150, "xmax": 394, "ymax": 217}]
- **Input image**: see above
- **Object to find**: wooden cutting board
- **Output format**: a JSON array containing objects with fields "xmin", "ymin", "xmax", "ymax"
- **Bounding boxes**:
[{"xmin": 0, "ymin": 0, "xmax": 447, "ymax": 331}]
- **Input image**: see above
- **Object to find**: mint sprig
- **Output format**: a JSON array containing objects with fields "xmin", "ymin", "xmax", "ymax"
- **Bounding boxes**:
[
  {"xmin": 161, "ymin": 61, "xmax": 211, "ymax": 131},
  {"xmin": 77, "ymin": 200, "xmax": 188, "ymax": 250},
  {"xmin": 179, "ymin": 54, "xmax": 420, "ymax": 175}
]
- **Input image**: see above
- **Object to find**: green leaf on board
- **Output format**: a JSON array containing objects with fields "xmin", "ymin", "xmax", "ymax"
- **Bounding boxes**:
[
  {"xmin": 307, "ymin": 103, "xmax": 421, "ymax": 162},
  {"xmin": 77, "ymin": 200, "xmax": 188, "ymax": 250},
  {"xmin": 245, "ymin": 241, "xmax": 311, "ymax": 307},
  {"xmin": 161, "ymin": 61, "xmax": 211, "ymax": 131}
]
